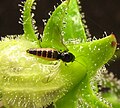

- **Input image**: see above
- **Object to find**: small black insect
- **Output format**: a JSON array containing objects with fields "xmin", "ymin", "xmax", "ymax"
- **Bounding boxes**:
[{"xmin": 26, "ymin": 48, "xmax": 75, "ymax": 62}]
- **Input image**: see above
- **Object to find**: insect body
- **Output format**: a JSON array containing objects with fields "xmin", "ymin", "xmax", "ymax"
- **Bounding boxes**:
[{"xmin": 26, "ymin": 48, "xmax": 75, "ymax": 62}]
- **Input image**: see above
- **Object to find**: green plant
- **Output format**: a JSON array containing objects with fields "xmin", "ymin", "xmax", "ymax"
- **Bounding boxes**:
[{"xmin": 0, "ymin": 0, "xmax": 119, "ymax": 108}]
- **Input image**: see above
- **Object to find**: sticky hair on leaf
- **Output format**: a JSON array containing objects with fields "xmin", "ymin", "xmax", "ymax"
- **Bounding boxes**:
[{"xmin": 42, "ymin": 19, "xmax": 47, "ymax": 26}]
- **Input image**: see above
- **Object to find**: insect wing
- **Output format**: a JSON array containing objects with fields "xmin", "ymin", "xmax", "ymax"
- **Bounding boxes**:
[
  {"xmin": 41, "ymin": 62, "xmax": 60, "ymax": 83},
  {"xmin": 41, "ymin": 24, "xmax": 68, "ymax": 51}
]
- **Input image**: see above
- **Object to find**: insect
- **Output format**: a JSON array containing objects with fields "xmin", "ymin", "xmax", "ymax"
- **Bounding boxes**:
[
  {"xmin": 26, "ymin": 48, "xmax": 75, "ymax": 83},
  {"xmin": 26, "ymin": 48, "xmax": 86, "ymax": 83},
  {"xmin": 26, "ymin": 48, "xmax": 75, "ymax": 63}
]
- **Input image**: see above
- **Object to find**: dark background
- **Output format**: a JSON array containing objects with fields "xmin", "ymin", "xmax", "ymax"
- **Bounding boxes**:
[{"xmin": 0, "ymin": 0, "xmax": 120, "ymax": 78}]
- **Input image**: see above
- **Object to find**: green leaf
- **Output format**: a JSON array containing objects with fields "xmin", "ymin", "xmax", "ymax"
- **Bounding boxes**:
[
  {"xmin": 23, "ymin": 0, "xmax": 38, "ymax": 42},
  {"xmin": 102, "ymin": 92, "xmax": 120, "ymax": 108},
  {"xmin": 55, "ymin": 34, "xmax": 117, "ymax": 108},
  {"xmin": 41, "ymin": 1, "xmax": 69, "ymax": 51},
  {"xmin": 41, "ymin": 0, "xmax": 86, "ymax": 51},
  {"xmin": 62, "ymin": 0, "xmax": 86, "ymax": 42}
]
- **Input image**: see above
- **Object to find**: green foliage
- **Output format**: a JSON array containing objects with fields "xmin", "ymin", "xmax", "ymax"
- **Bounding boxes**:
[
  {"xmin": 22, "ymin": 0, "xmax": 38, "ymax": 42},
  {"xmin": 41, "ymin": 0, "xmax": 86, "ymax": 51},
  {"xmin": 0, "ymin": 0, "xmax": 119, "ymax": 108}
]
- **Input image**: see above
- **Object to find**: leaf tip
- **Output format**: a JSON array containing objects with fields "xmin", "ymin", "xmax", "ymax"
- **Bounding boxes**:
[{"xmin": 110, "ymin": 34, "xmax": 117, "ymax": 47}]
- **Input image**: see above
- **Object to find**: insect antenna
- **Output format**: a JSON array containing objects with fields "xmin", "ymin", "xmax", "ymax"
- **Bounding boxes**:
[{"xmin": 74, "ymin": 54, "xmax": 88, "ymax": 69}]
